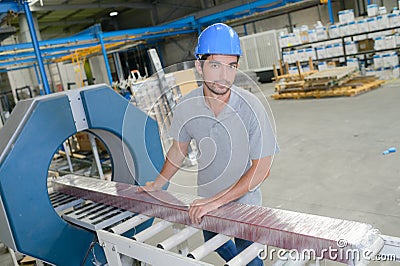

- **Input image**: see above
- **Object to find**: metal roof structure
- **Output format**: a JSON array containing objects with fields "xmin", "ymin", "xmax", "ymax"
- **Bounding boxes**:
[{"xmin": 0, "ymin": 0, "xmax": 323, "ymax": 93}]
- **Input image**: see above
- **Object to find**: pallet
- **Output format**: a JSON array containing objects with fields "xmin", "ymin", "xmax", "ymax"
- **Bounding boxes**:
[
  {"xmin": 304, "ymin": 67, "xmax": 358, "ymax": 81},
  {"xmin": 274, "ymin": 80, "xmax": 305, "ymax": 92},
  {"xmin": 305, "ymin": 73, "xmax": 359, "ymax": 90},
  {"xmin": 271, "ymin": 79, "xmax": 385, "ymax": 100}
]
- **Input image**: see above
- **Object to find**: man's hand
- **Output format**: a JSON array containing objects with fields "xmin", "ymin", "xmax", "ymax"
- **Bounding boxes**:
[
  {"xmin": 189, "ymin": 197, "xmax": 222, "ymax": 224},
  {"xmin": 137, "ymin": 181, "xmax": 163, "ymax": 192}
]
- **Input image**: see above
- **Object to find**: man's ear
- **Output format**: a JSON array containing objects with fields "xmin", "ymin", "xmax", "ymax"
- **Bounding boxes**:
[{"xmin": 195, "ymin": 59, "xmax": 203, "ymax": 76}]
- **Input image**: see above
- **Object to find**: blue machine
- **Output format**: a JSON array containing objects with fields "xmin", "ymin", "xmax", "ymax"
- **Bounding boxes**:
[{"xmin": 0, "ymin": 85, "xmax": 164, "ymax": 265}]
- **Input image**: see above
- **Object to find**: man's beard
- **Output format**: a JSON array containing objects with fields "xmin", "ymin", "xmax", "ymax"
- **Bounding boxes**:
[{"xmin": 204, "ymin": 80, "xmax": 232, "ymax": 95}]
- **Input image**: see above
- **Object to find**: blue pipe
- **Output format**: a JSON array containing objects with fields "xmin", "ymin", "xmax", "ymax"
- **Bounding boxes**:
[
  {"xmin": 328, "ymin": 0, "xmax": 334, "ymax": 24},
  {"xmin": 33, "ymin": 63, "xmax": 44, "ymax": 95},
  {"xmin": 197, "ymin": 0, "xmax": 281, "ymax": 24},
  {"xmin": 0, "ymin": 64, "xmax": 33, "ymax": 73},
  {"xmin": 0, "ymin": 29, "xmax": 195, "ymax": 68},
  {"xmin": 33, "ymin": 63, "xmax": 41, "ymax": 85},
  {"xmin": 22, "ymin": 1, "xmax": 51, "ymax": 95},
  {"xmin": 97, "ymin": 30, "xmax": 113, "ymax": 86},
  {"xmin": 0, "ymin": 53, "xmax": 70, "ymax": 68}
]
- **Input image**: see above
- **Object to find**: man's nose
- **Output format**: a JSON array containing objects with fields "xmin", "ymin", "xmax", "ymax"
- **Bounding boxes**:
[{"xmin": 219, "ymin": 65, "xmax": 228, "ymax": 78}]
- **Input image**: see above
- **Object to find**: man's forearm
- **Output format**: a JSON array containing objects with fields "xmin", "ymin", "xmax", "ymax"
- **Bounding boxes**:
[
  {"xmin": 211, "ymin": 156, "xmax": 272, "ymax": 206},
  {"xmin": 153, "ymin": 141, "xmax": 189, "ymax": 188}
]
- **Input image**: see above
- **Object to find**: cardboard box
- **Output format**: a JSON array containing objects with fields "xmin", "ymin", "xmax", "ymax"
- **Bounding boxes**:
[
  {"xmin": 172, "ymin": 68, "xmax": 198, "ymax": 96},
  {"xmin": 76, "ymin": 132, "xmax": 106, "ymax": 152},
  {"xmin": 357, "ymin": 39, "xmax": 374, "ymax": 52},
  {"xmin": 374, "ymin": 36, "xmax": 385, "ymax": 50},
  {"xmin": 328, "ymin": 25, "xmax": 340, "ymax": 38},
  {"xmin": 357, "ymin": 19, "xmax": 369, "ymax": 33},
  {"xmin": 367, "ymin": 17, "xmax": 378, "ymax": 31},
  {"xmin": 316, "ymin": 46, "xmax": 327, "ymax": 59},
  {"xmin": 338, "ymin": 9, "xmax": 355, "ymax": 23},
  {"xmin": 373, "ymin": 54, "xmax": 384, "ymax": 69},
  {"xmin": 308, "ymin": 30, "xmax": 318, "ymax": 42},
  {"xmin": 377, "ymin": 15, "xmax": 389, "ymax": 29},
  {"xmin": 367, "ymin": 4, "xmax": 378, "ymax": 17},
  {"xmin": 345, "ymin": 41, "xmax": 358, "ymax": 55},
  {"xmin": 347, "ymin": 58, "xmax": 359, "ymax": 69}
]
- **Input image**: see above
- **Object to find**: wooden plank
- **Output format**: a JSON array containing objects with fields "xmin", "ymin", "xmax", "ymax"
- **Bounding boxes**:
[
  {"xmin": 309, "ymin": 57, "xmax": 314, "ymax": 71},
  {"xmin": 273, "ymin": 64, "xmax": 278, "ymax": 81},
  {"xmin": 304, "ymin": 67, "xmax": 357, "ymax": 81},
  {"xmin": 279, "ymin": 60, "xmax": 284, "ymax": 76},
  {"xmin": 296, "ymin": 61, "xmax": 303, "ymax": 80},
  {"xmin": 284, "ymin": 61, "xmax": 289, "ymax": 75}
]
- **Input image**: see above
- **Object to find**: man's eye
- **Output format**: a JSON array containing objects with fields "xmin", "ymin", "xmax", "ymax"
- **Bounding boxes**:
[
  {"xmin": 210, "ymin": 63, "xmax": 220, "ymax": 69},
  {"xmin": 229, "ymin": 64, "xmax": 238, "ymax": 69}
]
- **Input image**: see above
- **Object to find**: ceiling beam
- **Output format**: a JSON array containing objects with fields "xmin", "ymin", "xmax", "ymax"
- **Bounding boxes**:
[
  {"xmin": 30, "ymin": 3, "xmax": 153, "ymax": 12},
  {"xmin": 39, "ymin": 19, "xmax": 98, "ymax": 27}
]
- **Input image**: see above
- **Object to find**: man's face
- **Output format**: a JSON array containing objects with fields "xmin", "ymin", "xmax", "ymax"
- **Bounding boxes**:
[{"xmin": 197, "ymin": 54, "xmax": 238, "ymax": 95}]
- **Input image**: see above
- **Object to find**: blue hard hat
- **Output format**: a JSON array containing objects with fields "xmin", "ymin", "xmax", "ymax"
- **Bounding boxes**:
[{"xmin": 194, "ymin": 23, "xmax": 242, "ymax": 59}]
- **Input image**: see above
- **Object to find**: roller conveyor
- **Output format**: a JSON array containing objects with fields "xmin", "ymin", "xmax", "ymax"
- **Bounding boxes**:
[
  {"xmin": 49, "ymin": 188, "xmax": 262, "ymax": 266},
  {"xmin": 52, "ymin": 174, "xmax": 400, "ymax": 266},
  {"xmin": 49, "ymin": 192, "xmax": 85, "ymax": 213},
  {"xmin": 50, "ymin": 192, "xmax": 133, "ymax": 231}
]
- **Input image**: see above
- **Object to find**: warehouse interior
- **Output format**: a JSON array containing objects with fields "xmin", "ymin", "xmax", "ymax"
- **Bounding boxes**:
[{"xmin": 0, "ymin": 0, "xmax": 399, "ymax": 265}]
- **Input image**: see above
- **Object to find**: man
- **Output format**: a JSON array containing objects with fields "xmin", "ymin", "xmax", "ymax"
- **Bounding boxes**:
[{"xmin": 140, "ymin": 23, "xmax": 277, "ymax": 266}]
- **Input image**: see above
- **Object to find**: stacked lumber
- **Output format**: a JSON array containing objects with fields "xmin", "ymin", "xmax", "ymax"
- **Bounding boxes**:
[
  {"xmin": 272, "ymin": 64, "xmax": 385, "ymax": 100},
  {"xmin": 304, "ymin": 66, "xmax": 358, "ymax": 89},
  {"xmin": 273, "ymin": 59, "xmax": 317, "ymax": 93}
]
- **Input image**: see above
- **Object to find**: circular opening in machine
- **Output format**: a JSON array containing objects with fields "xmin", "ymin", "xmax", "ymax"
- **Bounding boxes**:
[
  {"xmin": 48, "ymin": 131, "xmax": 112, "ymax": 180},
  {"xmin": 47, "ymin": 128, "xmax": 139, "ymax": 212},
  {"xmin": 47, "ymin": 130, "xmax": 113, "ymax": 216}
]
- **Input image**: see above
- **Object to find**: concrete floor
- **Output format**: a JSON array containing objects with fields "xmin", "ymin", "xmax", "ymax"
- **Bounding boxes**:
[
  {"xmin": 258, "ymin": 80, "xmax": 400, "ymax": 237},
  {"xmin": 1, "ymin": 80, "xmax": 399, "ymax": 265}
]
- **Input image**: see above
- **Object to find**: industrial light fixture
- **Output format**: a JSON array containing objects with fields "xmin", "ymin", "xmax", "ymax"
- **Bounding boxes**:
[
  {"xmin": 109, "ymin": 11, "xmax": 118, "ymax": 17},
  {"xmin": 29, "ymin": 0, "xmax": 43, "ymax": 6}
]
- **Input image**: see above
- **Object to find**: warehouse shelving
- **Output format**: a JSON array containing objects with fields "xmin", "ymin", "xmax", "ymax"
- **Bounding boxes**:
[{"xmin": 280, "ymin": 24, "xmax": 400, "ymax": 67}]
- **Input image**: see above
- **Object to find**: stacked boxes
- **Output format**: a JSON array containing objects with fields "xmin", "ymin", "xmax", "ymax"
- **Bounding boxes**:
[
  {"xmin": 278, "ymin": 4, "xmax": 400, "ymax": 80},
  {"xmin": 373, "ymin": 52, "xmax": 399, "ymax": 79},
  {"xmin": 338, "ymin": 9, "xmax": 355, "ymax": 23},
  {"xmin": 367, "ymin": 4, "xmax": 379, "ymax": 17}
]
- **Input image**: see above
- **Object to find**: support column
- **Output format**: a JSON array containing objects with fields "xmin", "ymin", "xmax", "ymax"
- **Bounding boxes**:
[
  {"xmin": 328, "ymin": 0, "xmax": 334, "ymax": 24},
  {"xmin": 97, "ymin": 30, "xmax": 113, "ymax": 86},
  {"xmin": 22, "ymin": 1, "xmax": 51, "ymax": 94}
]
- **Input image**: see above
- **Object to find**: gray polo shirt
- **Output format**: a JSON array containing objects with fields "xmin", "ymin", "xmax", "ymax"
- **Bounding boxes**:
[{"xmin": 168, "ymin": 85, "xmax": 278, "ymax": 205}]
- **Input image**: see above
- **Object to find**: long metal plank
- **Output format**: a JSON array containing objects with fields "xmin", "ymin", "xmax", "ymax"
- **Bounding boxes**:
[{"xmin": 52, "ymin": 175, "xmax": 382, "ymax": 264}]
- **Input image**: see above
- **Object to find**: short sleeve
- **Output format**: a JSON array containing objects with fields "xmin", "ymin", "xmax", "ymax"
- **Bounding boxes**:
[
  {"xmin": 168, "ymin": 105, "xmax": 192, "ymax": 143},
  {"xmin": 248, "ymin": 101, "xmax": 279, "ymax": 159}
]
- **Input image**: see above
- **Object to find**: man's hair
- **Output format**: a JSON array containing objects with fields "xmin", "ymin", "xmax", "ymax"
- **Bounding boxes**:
[{"xmin": 199, "ymin": 54, "xmax": 240, "ymax": 68}]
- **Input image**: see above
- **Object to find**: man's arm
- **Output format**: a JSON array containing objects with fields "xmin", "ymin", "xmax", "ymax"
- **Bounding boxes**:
[
  {"xmin": 189, "ymin": 156, "xmax": 272, "ymax": 224},
  {"xmin": 138, "ymin": 140, "xmax": 190, "ymax": 191}
]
